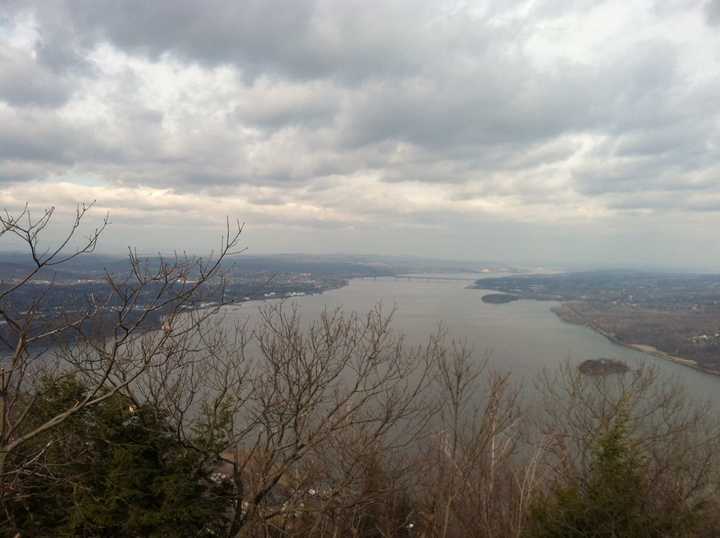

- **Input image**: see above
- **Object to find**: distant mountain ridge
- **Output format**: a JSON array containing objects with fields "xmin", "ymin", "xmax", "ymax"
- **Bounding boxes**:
[{"xmin": 0, "ymin": 252, "xmax": 518, "ymax": 282}]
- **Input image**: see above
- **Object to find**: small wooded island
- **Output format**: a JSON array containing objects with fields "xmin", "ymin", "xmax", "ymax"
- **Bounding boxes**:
[
  {"xmin": 481, "ymin": 293, "xmax": 520, "ymax": 304},
  {"xmin": 578, "ymin": 358, "xmax": 630, "ymax": 376}
]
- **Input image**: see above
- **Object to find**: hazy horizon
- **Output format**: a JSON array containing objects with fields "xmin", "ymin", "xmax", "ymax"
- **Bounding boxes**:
[{"xmin": 0, "ymin": 244, "xmax": 714, "ymax": 275}]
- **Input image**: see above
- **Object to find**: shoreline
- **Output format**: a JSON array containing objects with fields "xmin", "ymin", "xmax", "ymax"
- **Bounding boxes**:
[{"xmin": 551, "ymin": 302, "xmax": 720, "ymax": 378}]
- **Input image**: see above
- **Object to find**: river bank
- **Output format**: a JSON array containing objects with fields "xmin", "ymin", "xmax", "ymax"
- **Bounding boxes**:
[{"xmin": 551, "ymin": 302, "xmax": 720, "ymax": 377}]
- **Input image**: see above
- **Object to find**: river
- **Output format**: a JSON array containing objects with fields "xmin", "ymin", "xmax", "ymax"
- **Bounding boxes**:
[{"xmin": 222, "ymin": 273, "xmax": 720, "ymax": 405}]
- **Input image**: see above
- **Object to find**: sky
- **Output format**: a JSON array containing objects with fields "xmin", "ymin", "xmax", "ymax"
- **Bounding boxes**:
[{"xmin": 1, "ymin": 0, "xmax": 720, "ymax": 269}]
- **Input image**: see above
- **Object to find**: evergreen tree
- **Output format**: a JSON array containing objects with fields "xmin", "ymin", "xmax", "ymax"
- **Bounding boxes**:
[
  {"xmin": 3, "ymin": 376, "xmax": 232, "ymax": 537},
  {"xmin": 526, "ymin": 410, "xmax": 698, "ymax": 538}
]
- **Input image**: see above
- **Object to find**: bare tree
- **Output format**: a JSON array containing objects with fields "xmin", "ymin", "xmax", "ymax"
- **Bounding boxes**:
[
  {"xmin": 137, "ymin": 302, "xmax": 440, "ymax": 536},
  {"xmin": 414, "ymin": 346, "xmax": 533, "ymax": 538},
  {"xmin": 532, "ymin": 361, "xmax": 720, "ymax": 533},
  {"xmin": 0, "ymin": 203, "xmax": 449, "ymax": 537},
  {"xmin": 0, "ymin": 203, "xmax": 243, "ymax": 501}
]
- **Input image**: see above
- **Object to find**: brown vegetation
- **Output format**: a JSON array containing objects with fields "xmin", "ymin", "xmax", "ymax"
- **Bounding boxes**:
[
  {"xmin": 4, "ymin": 204, "xmax": 720, "ymax": 537},
  {"xmin": 553, "ymin": 301, "xmax": 720, "ymax": 374}
]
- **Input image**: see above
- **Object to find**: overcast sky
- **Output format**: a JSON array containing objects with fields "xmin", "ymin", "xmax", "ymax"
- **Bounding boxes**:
[{"xmin": 2, "ymin": 0, "xmax": 720, "ymax": 269}]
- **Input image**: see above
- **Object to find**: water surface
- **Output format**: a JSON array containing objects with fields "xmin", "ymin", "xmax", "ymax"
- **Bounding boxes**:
[{"xmin": 224, "ymin": 273, "xmax": 720, "ymax": 405}]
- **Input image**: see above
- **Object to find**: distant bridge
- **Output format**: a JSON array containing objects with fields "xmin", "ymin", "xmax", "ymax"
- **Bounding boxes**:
[{"xmin": 390, "ymin": 274, "xmax": 480, "ymax": 282}]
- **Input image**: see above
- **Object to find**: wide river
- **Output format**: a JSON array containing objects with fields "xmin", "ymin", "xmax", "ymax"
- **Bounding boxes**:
[{"xmin": 224, "ymin": 273, "xmax": 720, "ymax": 405}]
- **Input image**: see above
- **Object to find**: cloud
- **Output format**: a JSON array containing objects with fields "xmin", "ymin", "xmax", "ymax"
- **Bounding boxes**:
[
  {"xmin": 9, "ymin": 0, "xmax": 442, "ymax": 83},
  {"xmin": 0, "ymin": 1, "xmax": 719, "ymax": 266},
  {"xmin": 705, "ymin": 0, "xmax": 720, "ymax": 23},
  {"xmin": 0, "ymin": 46, "xmax": 73, "ymax": 107}
]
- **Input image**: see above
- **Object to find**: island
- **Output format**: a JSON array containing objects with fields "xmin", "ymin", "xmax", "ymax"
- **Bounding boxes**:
[
  {"xmin": 481, "ymin": 293, "xmax": 520, "ymax": 304},
  {"xmin": 578, "ymin": 358, "xmax": 630, "ymax": 376}
]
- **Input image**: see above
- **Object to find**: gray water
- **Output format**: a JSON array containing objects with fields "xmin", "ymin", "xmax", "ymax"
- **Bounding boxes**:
[{"xmin": 223, "ymin": 273, "xmax": 720, "ymax": 405}]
